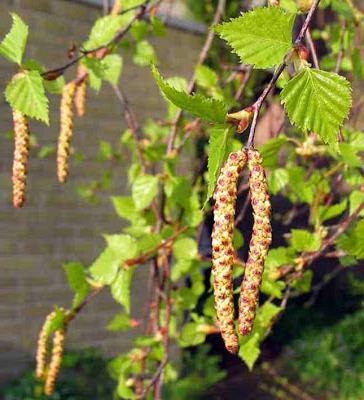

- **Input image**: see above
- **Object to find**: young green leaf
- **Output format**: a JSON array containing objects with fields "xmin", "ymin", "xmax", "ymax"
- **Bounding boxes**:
[
  {"xmin": 103, "ymin": 54, "xmax": 123, "ymax": 86},
  {"xmin": 89, "ymin": 247, "xmax": 121, "ymax": 284},
  {"xmin": 0, "ymin": 13, "xmax": 28, "ymax": 65},
  {"xmin": 291, "ymin": 229, "xmax": 321, "ymax": 252},
  {"xmin": 151, "ymin": 65, "xmax": 227, "ymax": 123},
  {"xmin": 111, "ymin": 267, "xmax": 134, "ymax": 314},
  {"xmin": 205, "ymin": 125, "xmax": 234, "ymax": 205},
  {"xmin": 63, "ymin": 262, "xmax": 90, "ymax": 308},
  {"xmin": 133, "ymin": 40, "xmax": 157, "ymax": 67},
  {"xmin": 132, "ymin": 174, "xmax": 159, "ymax": 211},
  {"xmin": 280, "ymin": 67, "xmax": 352, "ymax": 144},
  {"xmin": 5, "ymin": 71, "xmax": 49, "ymax": 124},
  {"xmin": 215, "ymin": 7, "xmax": 295, "ymax": 68},
  {"xmin": 84, "ymin": 15, "xmax": 126, "ymax": 49}
]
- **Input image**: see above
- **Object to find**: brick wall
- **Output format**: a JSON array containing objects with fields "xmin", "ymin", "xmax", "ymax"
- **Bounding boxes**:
[{"xmin": 0, "ymin": 0, "xmax": 202, "ymax": 383}]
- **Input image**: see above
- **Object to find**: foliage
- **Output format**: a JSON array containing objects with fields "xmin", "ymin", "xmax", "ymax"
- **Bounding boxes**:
[
  {"xmin": 284, "ymin": 310, "xmax": 364, "ymax": 400},
  {"xmin": 0, "ymin": 0, "xmax": 363, "ymax": 398}
]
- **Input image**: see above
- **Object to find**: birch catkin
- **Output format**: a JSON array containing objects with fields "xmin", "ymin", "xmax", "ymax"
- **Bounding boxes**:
[
  {"xmin": 12, "ymin": 110, "xmax": 30, "ymax": 208},
  {"xmin": 57, "ymin": 81, "xmax": 77, "ymax": 183},
  {"xmin": 74, "ymin": 65, "xmax": 88, "ymax": 117},
  {"xmin": 212, "ymin": 150, "xmax": 247, "ymax": 353},
  {"xmin": 35, "ymin": 311, "xmax": 57, "ymax": 379},
  {"xmin": 239, "ymin": 149, "xmax": 272, "ymax": 336},
  {"xmin": 44, "ymin": 329, "xmax": 65, "ymax": 396}
]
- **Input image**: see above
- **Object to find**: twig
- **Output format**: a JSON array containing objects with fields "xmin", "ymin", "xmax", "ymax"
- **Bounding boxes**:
[
  {"xmin": 111, "ymin": 84, "xmax": 147, "ymax": 171},
  {"xmin": 166, "ymin": 0, "xmax": 226, "ymax": 153},
  {"xmin": 335, "ymin": 20, "xmax": 347, "ymax": 73},
  {"xmin": 234, "ymin": 66, "xmax": 253, "ymax": 101},
  {"xmin": 234, "ymin": 192, "xmax": 251, "ymax": 226},
  {"xmin": 246, "ymin": 0, "xmax": 321, "ymax": 148},
  {"xmin": 305, "ymin": 29, "xmax": 319, "ymax": 69},
  {"xmin": 42, "ymin": 0, "xmax": 155, "ymax": 79}
]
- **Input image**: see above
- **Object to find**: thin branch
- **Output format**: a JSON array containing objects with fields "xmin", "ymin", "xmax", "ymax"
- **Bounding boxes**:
[
  {"xmin": 246, "ymin": 0, "xmax": 321, "ymax": 148},
  {"xmin": 305, "ymin": 29, "xmax": 319, "ymax": 69},
  {"xmin": 166, "ymin": 0, "xmax": 226, "ymax": 153},
  {"xmin": 335, "ymin": 20, "xmax": 347, "ymax": 74},
  {"xmin": 234, "ymin": 65, "xmax": 253, "ymax": 101},
  {"xmin": 111, "ymin": 84, "xmax": 147, "ymax": 171},
  {"xmin": 42, "ymin": 0, "xmax": 155, "ymax": 79}
]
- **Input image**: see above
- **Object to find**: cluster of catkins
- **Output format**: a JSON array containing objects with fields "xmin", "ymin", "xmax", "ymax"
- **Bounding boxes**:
[
  {"xmin": 57, "ymin": 65, "xmax": 88, "ymax": 183},
  {"xmin": 35, "ymin": 310, "xmax": 66, "ymax": 396},
  {"xmin": 212, "ymin": 148, "xmax": 272, "ymax": 353},
  {"xmin": 10, "ymin": 65, "xmax": 88, "ymax": 208}
]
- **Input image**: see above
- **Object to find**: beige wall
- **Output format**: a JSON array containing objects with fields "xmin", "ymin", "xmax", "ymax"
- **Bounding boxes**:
[{"xmin": 0, "ymin": 0, "xmax": 202, "ymax": 382}]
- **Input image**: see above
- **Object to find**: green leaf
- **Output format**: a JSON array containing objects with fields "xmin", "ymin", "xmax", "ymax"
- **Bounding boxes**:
[
  {"xmin": 111, "ymin": 196, "xmax": 136, "ymax": 221},
  {"xmin": 259, "ymin": 136, "xmax": 288, "ymax": 168},
  {"xmin": 195, "ymin": 64, "xmax": 218, "ymax": 88},
  {"xmin": 104, "ymin": 234, "xmax": 138, "ymax": 259},
  {"xmin": 0, "ymin": 13, "xmax": 28, "ymax": 65},
  {"xmin": 239, "ymin": 333, "xmax": 261, "ymax": 370},
  {"xmin": 44, "ymin": 75, "xmax": 65, "ymax": 94},
  {"xmin": 349, "ymin": 191, "xmax": 364, "ymax": 217},
  {"xmin": 151, "ymin": 65, "xmax": 227, "ymax": 123},
  {"xmin": 133, "ymin": 40, "xmax": 157, "ymax": 67},
  {"xmin": 63, "ymin": 262, "xmax": 90, "ymax": 308},
  {"xmin": 268, "ymin": 168, "xmax": 289, "ymax": 194},
  {"xmin": 280, "ymin": 67, "xmax": 352, "ymax": 144},
  {"xmin": 215, "ymin": 7, "xmax": 295, "ymax": 68},
  {"xmin": 205, "ymin": 125, "xmax": 234, "ymax": 205},
  {"xmin": 111, "ymin": 267, "xmax": 134, "ymax": 314},
  {"xmin": 107, "ymin": 313, "xmax": 133, "ymax": 332},
  {"xmin": 291, "ymin": 229, "xmax": 321, "ymax": 252},
  {"xmin": 89, "ymin": 247, "xmax": 120, "ymax": 284},
  {"xmin": 5, "ymin": 70, "xmax": 49, "ymax": 124},
  {"xmin": 103, "ymin": 54, "xmax": 123, "ymax": 86},
  {"xmin": 179, "ymin": 322, "xmax": 206, "ymax": 347},
  {"xmin": 85, "ymin": 15, "xmax": 126, "ymax": 49},
  {"xmin": 132, "ymin": 174, "xmax": 159, "ymax": 211},
  {"xmin": 318, "ymin": 200, "xmax": 347, "ymax": 223},
  {"xmin": 337, "ymin": 220, "xmax": 364, "ymax": 260},
  {"xmin": 292, "ymin": 270, "xmax": 313, "ymax": 293},
  {"xmin": 173, "ymin": 237, "xmax": 198, "ymax": 260},
  {"xmin": 338, "ymin": 143, "xmax": 362, "ymax": 167}
]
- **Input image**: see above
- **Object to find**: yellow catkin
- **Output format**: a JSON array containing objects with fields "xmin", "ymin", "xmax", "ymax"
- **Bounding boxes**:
[
  {"xmin": 35, "ymin": 311, "xmax": 57, "ymax": 379},
  {"xmin": 57, "ymin": 81, "xmax": 77, "ymax": 183},
  {"xmin": 110, "ymin": 0, "xmax": 122, "ymax": 15},
  {"xmin": 212, "ymin": 150, "xmax": 248, "ymax": 354},
  {"xmin": 12, "ymin": 110, "xmax": 30, "ymax": 208},
  {"xmin": 239, "ymin": 149, "xmax": 272, "ymax": 336},
  {"xmin": 74, "ymin": 65, "xmax": 88, "ymax": 117},
  {"xmin": 44, "ymin": 329, "xmax": 65, "ymax": 396}
]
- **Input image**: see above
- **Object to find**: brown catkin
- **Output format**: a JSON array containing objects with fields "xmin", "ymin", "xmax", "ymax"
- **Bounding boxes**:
[
  {"xmin": 239, "ymin": 149, "xmax": 272, "ymax": 336},
  {"xmin": 212, "ymin": 150, "xmax": 248, "ymax": 354},
  {"xmin": 35, "ymin": 311, "xmax": 57, "ymax": 379},
  {"xmin": 44, "ymin": 329, "xmax": 65, "ymax": 396},
  {"xmin": 74, "ymin": 65, "xmax": 88, "ymax": 117},
  {"xmin": 12, "ymin": 110, "xmax": 30, "ymax": 208},
  {"xmin": 57, "ymin": 81, "xmax": 77, "ymax": 183}
]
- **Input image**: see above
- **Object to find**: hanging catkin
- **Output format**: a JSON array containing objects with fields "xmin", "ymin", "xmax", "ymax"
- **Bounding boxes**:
[
  {"xmin": 12, "ymin": 110, "xmax": 30, "ymax": 208},
  {"xmin": 35, "ymin": 311, "xmax": 57, "ymax": 379},
  {"xmin": 239, "ymin": 149, "xmax": 272, "ymax": 336},
  {"xmin": 57, "ymin": 81, "xmax": 77, "ymax": 183},
  {"xmin": 74, "ymin": 65, "xmax": 88, "ymax": 117},
  {"xmin": 212, "ymin": 150, "xmax": 247, "ymax": 353},
  {"xmin": 44, "ymin": 329, "xmax": 65, "ymax": 396}
]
